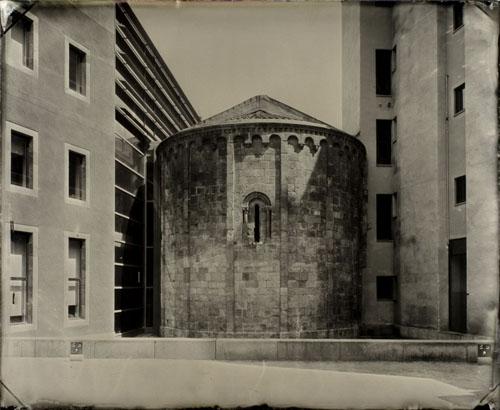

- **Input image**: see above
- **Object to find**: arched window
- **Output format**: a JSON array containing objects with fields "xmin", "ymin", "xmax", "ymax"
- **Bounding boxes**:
[{"xmin": 243, "ymin": 192, "xmax": 271, "ymax": 244}]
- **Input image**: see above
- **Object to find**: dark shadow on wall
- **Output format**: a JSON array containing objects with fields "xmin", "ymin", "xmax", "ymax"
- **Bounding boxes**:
[
  {"xmin": 231, "ymin": 132, "xmax": 366, "ymax": 338},
  {"xmin": 283, "ymin": 134, "xmax": 366, "ymax": 337},
  {"xmin": 116, "ymin": 184, "xmax": 147, "ymax": 336}
]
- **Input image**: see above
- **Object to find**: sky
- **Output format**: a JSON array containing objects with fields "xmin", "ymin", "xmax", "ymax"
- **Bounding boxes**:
[{"xmin": 132, "ymin": 2, "xmax": 343, "ymax": 127}]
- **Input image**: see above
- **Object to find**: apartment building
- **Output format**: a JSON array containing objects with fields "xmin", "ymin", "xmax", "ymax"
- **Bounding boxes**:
[
  {"xmin": 342, "ymin": 1, "xmax": 499, "ymax": 338},
  {"xmin": 2, "ymin": 2, "xmax": 198, "ymax": 339}
]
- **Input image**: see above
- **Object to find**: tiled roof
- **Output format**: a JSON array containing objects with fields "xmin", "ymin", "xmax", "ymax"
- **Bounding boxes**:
[{"xmin": 189, "ymin": 95, "xmax": 338, "ymax": 130}]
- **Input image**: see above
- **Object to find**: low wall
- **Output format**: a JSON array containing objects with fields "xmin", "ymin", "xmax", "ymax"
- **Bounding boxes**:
[
  {"xmin": 2, "ymin": 337, "xmax": 489, "ymax": 363},
  {"xmin": 397, "ymin": 325, "xmax": 494, "ymax": 340}
]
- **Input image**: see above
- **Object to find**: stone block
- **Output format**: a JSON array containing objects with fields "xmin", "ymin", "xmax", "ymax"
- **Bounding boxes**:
[
  {"xmin": 83, "ymin": 340, "xmax": 95, "ymax": 359},
  {"xmin": 402, "ymin": 342, "xmax": 469, "ymax": 362},
  {"xmin": 216, "ymin": 339, "xmax": 278, "ymax": 360},
  {"xmin": 278, "ymin": 340, "xmax": 341, "ymax": 361},
  {"xmin": 339, "ymin": 341, "xmax": 404, "ymax": 361},
  {"xmin": 3, "ymin": 338, "xmax": 35, "ymax": 357},
  {"xmin": 154, "ymin": 338, "xmax": 216, "ymax": 359},
  {"xmin": 467, "ymin": 344, "xmax": 478, "ymax": 363},
  {"xmin": 94, "ymin": 340, "xmax": 155, "ymax": 359},
  {"xmin": 35, "ymin": 339, "xmax": 69, "ymax": 357}
]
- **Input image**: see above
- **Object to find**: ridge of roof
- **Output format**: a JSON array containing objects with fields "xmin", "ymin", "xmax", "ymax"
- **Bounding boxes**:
[{"xmin": 189, "ymin": 95, "xmax": 340, "ymax": 131}]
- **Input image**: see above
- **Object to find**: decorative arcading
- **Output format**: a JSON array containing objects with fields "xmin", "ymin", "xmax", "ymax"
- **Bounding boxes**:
[{"xmin": 160, "ymin": 127, "xmax": 365, "ymax": 163}]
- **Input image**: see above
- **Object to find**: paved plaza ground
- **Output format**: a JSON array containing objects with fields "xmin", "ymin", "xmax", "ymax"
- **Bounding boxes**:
[{"xmin": 0, "ymin": 358, "xmax": 495, "ymax": 409}]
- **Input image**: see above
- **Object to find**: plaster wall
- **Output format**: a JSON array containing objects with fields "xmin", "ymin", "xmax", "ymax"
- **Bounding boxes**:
[
  {"xmin": 357, "ymin": 5, "xmax": 394, "ymax": 330},
  {"xmin": 463, "ymin": 6, "xmax": 499, "ymax": 336},
  {"xmin": 446, "ymin": 8, "xmax": 466, "ymax": 240},
  {"xmin": 2, "ymin": 5, "xmax": 116, "ymax": 338},
  {"xmin": 341, "ymin": 2, "xmax": 360, "ymax": 136},
  {"xmin": 392, "ymin": 4, "xmax": 443, "ymax": 329}
]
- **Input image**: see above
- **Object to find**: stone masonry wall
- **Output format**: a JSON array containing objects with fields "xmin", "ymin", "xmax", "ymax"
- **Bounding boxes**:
[
  {"xmin": 159, "ymin": 137, "xmax": 228, "ymax": 336},
  {"xmin": 232, "ymin": 135, "xmax": 281, "ymax": 336},
  {"xmin": 158, "ymin": 124, "xmax": 366, "ymax": 338}
]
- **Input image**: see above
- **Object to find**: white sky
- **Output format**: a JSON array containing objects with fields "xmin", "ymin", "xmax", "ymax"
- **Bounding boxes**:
[{"xmin": 133, "ymin": 2, "xmax": 343, "ymax": 127}]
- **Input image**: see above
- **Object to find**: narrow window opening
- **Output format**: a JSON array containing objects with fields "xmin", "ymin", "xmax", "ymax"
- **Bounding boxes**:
[
  {"xmin": 68, "ymin": 238, "xmax": 85, "ymax": 319},
  {"xmin": 376, "ymin": 120, "xmax": 392, "ymax": 166},
  {"xmin": 243, "ymin": 193, "xmax": 271, "ymax": 244},
  {"xmin": 376, "ymin": 194, "xmax": 393, "ymax": 241},
  {"xmin": 454, "ymin": 83, "xmax": 465, "ymax": 114},
  {"xmin": 376, "ymin": 49, "xmax": 392, "ymax": 96},
  {"xmin": 377, "ymin": 276, "xmax": 396, "ymax": 301},
  {"xmin": 69, "ymin": 44, "xmax": 86, "ymax": 95},
  {"xmin": 10, "ymin": 231, "xmax": 32, "ymax": 324},
  {"xmin": 455, "ymin": 175, "xmax": 466, "ymax": 204},
  {"xmin": 11, "ymin": 12, "xmax": 34, "ymax": 69},
  {"xmin": 68, "ymin": 150, "xmax": 86, "ymax": 200},
  {"xmin": 268, "ymin": 210, "xmax": 272, "ymax": 238},
  {"xmin": 391, "ymin": 45, "xmax": 397, "ymax": 73},
  {"xmin": 453, "ymin": 3, "xmax": 464, "ymax": 31},
  {"xmin": 11, "ymin": 131, "xmax": 33, "ymax": 188},
  {"xmin": 254, "ymin": 204, "xmax": 260, "ymax": 243}
]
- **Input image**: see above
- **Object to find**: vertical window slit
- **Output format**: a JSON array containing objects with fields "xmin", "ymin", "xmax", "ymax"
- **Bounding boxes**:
[{"xmin": 254, "ymin": 204, "xmax": 260, "ymax": 243}]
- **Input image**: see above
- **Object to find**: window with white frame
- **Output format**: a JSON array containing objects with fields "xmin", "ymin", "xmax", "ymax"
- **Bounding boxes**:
[
  {"xmin": 69, "ymin": 44, "xmax": 86, "ymax": 94},
  {"xmin": 65, "ymin": 38, "xmax": 89, "ymax": 99},
  {"xmin": 11, "ymin": 12, "xmax": 34, "ymax": 69},
  {"xmin": 69, "ymin": 151, "xmax": 86, "ymax": 200},
  {"xmin": 7, "ymin": 122, "xmax": 38, "ymax": 194},
  {"xmin": 10, "ymin": 230, "xmax": 33, "ymax": 324},
  {"xmin": 65, "ymin": 144, "xmax": 90, "ymax": 204},
  {"xmin": 6, "ymin": 11, "xmax": 38, "ymax": 75},
  {"xmin": 11, "ymin": 130, "xmax": 33, "ymax": 189},
  {"xmin": 67, "ymin": 237, "xmax": 86, "ymax": 319}
]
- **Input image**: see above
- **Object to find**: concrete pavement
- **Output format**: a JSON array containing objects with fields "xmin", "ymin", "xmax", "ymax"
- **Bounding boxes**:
[{"xmin": 0, "ymin": 358, "xmax": 488, "ymax": 409}]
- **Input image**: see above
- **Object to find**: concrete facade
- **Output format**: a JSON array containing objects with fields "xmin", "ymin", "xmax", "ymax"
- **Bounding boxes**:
[
  {"xmin": 1, "ymin": 2, "xmax": 198, "ymax": 343},
  {"xmin": 2, "ymin": 4, "xmax": 116, "ymax": 338},
  {"xmin": 157, "ymin": 96, "xmax": 366, "ymax": 338},
  {"xmin": 342, "ymin": 2, "xmax": 499, "ymax": 338}
]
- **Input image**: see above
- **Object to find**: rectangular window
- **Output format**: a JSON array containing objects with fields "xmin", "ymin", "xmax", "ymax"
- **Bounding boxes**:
[
  {"xmin": 391, "ymin": 45, "xmax": 397, "ymax": 73},
  {"xmin": 11, "ymin": 131, "xmax": 33, "ymax": 188},
  {"xmin": 376, "ymin": 120, "xmax": 392, "ymax": 166},
  {"xmin": 454, "ymin": 83, "xmax": 465, "ymax": 114},
  {"xmin": 453, "ymin": 3, "xmax": 464, "ymax": 31},
  {"xmin": 11, "ymin": 13, "xmax": 34, "ymax": 69},
  {"xmin": 376, "ymin": 194, "xmax": 393, "ymax": 241},
  {"xmin": 376, "ymin": 49, "xmax": 392, "ymax": 96},
  {"xmin": 68, "ymin": 150, "xmax": 86, "ymax": 201},
  {"xmin": 67, "ymin": 238, "xmax": 86, "ymax": 319},
  {"xmin": 377, "ymin": 276, "xmax": 396, "ymax": 301},
  {"xmin": 455, "ymin": 175, "xmax": 466, "ymax": 204},
  {"xmin": 69, "ymin": 44, "xmax": 86, "ymax": 95},
  {"xmin": 10, "ymin": 231, "xmax": 33, "ymax": 324}
]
